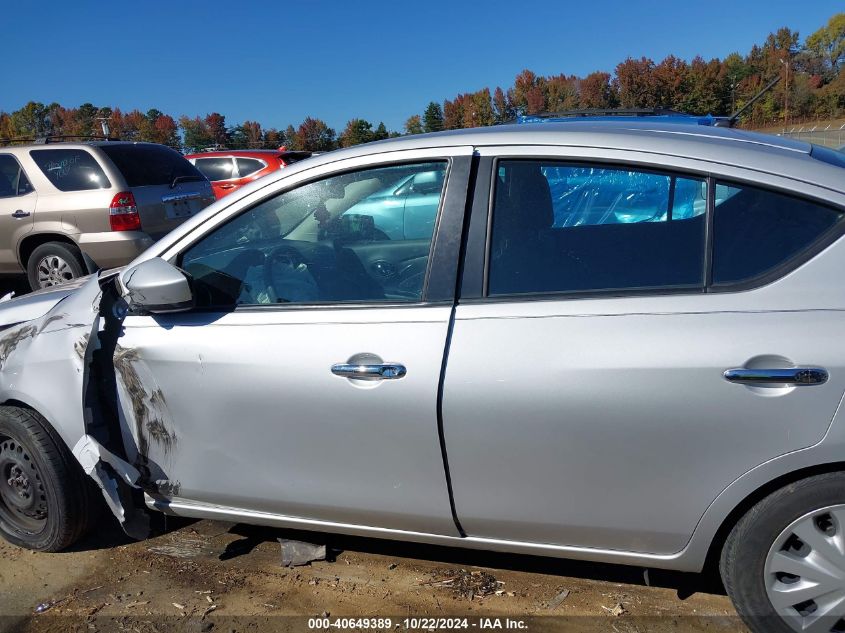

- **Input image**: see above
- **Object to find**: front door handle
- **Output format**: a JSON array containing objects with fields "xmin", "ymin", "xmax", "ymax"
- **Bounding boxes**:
[
  {"xmin": 331, "ymin": 363, "xmax": 407, "ymax": 380},
  {"xmin": 724, "ymin": 367, "xmax": 829, "ymax": 386},
  {"xmin": 11, "ymin": 210, "xmax": 30, "ymax": 219}
]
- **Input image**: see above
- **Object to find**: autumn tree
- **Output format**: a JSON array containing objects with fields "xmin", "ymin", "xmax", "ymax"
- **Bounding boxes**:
[
  {"xmin": 492, "ymin": 87, "xmax": 514, "ymax": 122},
  {"xmin": 615, "ymin": 57, "xmax": 659, "ymax": 108},
  {"xmin": 295, "ymin": 117, "xmax": 335, "ymax": 151},
  {"xmin": 405, "ymin": 114, "xmax": 423, "ymax": 134},
  {"xmin": 580, "ymin": 72, "xmax": 617, "ymax": 109}
]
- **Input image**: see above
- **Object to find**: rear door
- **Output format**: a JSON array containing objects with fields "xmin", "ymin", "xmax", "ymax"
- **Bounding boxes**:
[
  {"xmin": 0, "ymin": 154, "xmax": 35, "ymax": 272},
  {"xmin": 98, "ymin": 144, "xmax": 215, "ymax": 238},
  {"xmin": 443, "ymin": 149, "xmax": 845, "ymax": 555}
]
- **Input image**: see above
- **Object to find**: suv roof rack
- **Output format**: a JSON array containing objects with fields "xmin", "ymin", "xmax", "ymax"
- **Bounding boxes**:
[
  {"xmin": 0, "ymin": 134, "xmax": 120, "ymax": 147},
  {"xmin": 515, "ymin": 108, "xmax": 731, "ymax": 127}
]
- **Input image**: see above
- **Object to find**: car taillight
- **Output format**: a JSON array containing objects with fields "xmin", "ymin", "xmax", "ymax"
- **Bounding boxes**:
[{"xmin": 109, "ymin": 192, "xmax": 141, "ymax": 231}]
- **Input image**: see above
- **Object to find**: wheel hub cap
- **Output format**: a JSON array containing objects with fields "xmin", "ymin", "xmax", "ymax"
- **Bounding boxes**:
[
  {"xmin": 0, "ymin": 437, "xmax": 47, "ymax": 533},
  {"xmin": 765, "ymin": 504, "xmax": 845, "ymax": 632},
  {"xmin": 36, "ymin": 255, "xmax": 73, "ymax": 288}
]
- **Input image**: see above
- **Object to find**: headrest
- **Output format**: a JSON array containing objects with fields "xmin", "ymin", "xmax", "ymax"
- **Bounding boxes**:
[{"xmin": 495, "ymin": 163, "xmax": 553, "ymax": 232}]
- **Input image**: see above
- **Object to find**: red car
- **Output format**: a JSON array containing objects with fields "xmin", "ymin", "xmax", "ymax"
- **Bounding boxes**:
[{"xmin": 185, "ymin": 148, "xmax": 312, "ymax": 199}]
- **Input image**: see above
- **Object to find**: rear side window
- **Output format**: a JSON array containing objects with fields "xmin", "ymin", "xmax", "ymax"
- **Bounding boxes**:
[
  {"xmin": 488, "ymin": 160, "xmax": 706, "ymax": 296},
  {"xmin": 194, "ymin": 157, "xmax": 236, "ymax": 182},
  {"xmin": 100, "ymin": 144, "xmax": 205, "ymax": 187},
  {"xmin": 236, "ymin": 158, "xmax": 265, "ymax": 177},
  {"xmin": 30, "ymin": 149, "xmax": 110, "ymax": 192},
  {"xmin": 712, "ymin": 182, "xmax": 842, "ymax": 284},
  {"xmin": 0, "ymin": 155, "xmax": 33, "ymax": 197}
]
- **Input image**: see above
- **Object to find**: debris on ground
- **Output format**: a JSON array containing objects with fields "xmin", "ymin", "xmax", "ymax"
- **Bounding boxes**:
[
  {"xmin": 602, "ymin": 602, "xmax": 627, "ymax": 616},
  {"xmin": 278, "ymin": 538, "xmax": 327, "ymax": 567},
  {"xmin": 547, "ymin": 588, "xmax": 570, "ymax": 609},
  {"xmin": 388, "ymin": 563, "xmax": 398, "ymax": 570},
  {"xmin": 424, "ymin": 569, "xmax": 503, "ymax": 600}
]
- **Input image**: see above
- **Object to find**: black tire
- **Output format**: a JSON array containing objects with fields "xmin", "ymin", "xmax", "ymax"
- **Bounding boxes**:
[
  {"xmin": 720, "ymin": 472, "xmax": 845, "ymax": 633},
  {"xmin": 26, "ymin": 241, "xmax": 86, "ymax": 291},
  {"xmin": 0, "ymin": 405, "xmax": 98, "ymax": 551}
]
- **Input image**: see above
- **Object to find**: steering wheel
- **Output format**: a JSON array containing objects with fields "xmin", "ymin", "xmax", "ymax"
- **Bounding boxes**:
[{"xmin": 263, "ymin": 244, "xmax": 311, "ymax": 303}]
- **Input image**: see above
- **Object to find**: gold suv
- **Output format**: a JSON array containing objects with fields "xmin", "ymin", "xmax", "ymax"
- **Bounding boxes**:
[{"xmin": 0, "ymin": 141, "xmax": 215, "ymax": 289}]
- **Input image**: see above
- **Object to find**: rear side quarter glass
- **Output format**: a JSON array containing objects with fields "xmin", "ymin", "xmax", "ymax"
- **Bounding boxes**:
[
  {"xmin": 235, "ymin": 158, "xmax": 266, "ymax": 177},
  {"xmin": 29, "ymin": 148, "xmax": 111, "ymax": 192},
  {"xmin": 712, "ymin": 182, "xmax": 843, "ymax": 285},
  {"xmin": 99, "ymin": 144, "xmax": 205, "ymax": 187}
]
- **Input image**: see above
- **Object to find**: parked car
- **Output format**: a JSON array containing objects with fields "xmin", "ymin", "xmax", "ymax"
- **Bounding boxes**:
[
  {"xmin": 0, "ymin": 141, "xmax": 215, "ymax": 290},
  {"xmin": 186, "ymin": 149, "xmax": 312, "ymax": 199},
  {"xmin": 2, "ymin": 122, "xmax": 845, "ymax": 633}
]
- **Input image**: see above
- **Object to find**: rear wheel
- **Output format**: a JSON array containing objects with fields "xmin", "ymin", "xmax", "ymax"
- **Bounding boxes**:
[
  {"xmin": 721, "ymin": 472, "xmax": 845, "ymax": 633},
  {"xmin": 0, "ymin": 406, "xmax": 97, "ymax": 551},
  {"xmin": 26, "ymin": 241, "xmax": 86, "ymax": 290}
]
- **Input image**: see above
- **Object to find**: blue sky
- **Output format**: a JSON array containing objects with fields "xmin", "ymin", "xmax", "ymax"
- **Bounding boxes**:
[{"xmin": 2, "ymin": 0, "xmax": 841, "ymax": 132}]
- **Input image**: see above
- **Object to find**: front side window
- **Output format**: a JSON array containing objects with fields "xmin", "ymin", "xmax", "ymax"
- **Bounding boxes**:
[
  {"xmin": 194, "ymin": 157, "xmax": 236, "ymax": 182},
  {"xmin": 180, "ymin": 161, "xmax": 448, "ymax": 308},
  {"xmin": 29, "ymin": 149, "xmax": 110, "ymax": 192},
  {"xmin": 488, "ymin": 160, "xmax": 706, "ymax": 296},
  {"xmin": 0, "ymin": 155, "xmax": 33, "ymax": 198},
  {"xmin": 712, "ymin": 182, "xmax": 842, "ymax": 285}
]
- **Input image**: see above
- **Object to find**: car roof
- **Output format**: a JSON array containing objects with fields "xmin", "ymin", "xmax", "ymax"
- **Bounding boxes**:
[{"xmin": 271, "ymin": 121, "xmax": 845, "ymax": 195}]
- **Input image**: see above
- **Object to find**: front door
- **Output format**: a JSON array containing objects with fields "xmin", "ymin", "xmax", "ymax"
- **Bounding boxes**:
[
  {"xmin": 0, "ymin": 154, "xmax": 35, "ymax": 273},
  {"xmin": 115, "ymin": 154, "xmax": 470, "ymax": 536}
]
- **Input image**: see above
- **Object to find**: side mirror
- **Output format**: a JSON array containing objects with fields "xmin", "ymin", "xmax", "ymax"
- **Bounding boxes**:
[{"xmin": 122, "ymin": 258, "xmax": 193, "ymax": 313}]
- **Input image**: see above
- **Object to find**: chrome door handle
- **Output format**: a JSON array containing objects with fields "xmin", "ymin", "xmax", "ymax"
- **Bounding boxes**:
[
  {"xmin": 724, "ymin": 367, "xmax": 829, "ymax": 386},
  {"xmin": 11, "ymin": 210, "xmax": 30, "ymax": 219},
  {"xmin": 331, "ymin": 363, "xmax": 407, "ymax": 380}
]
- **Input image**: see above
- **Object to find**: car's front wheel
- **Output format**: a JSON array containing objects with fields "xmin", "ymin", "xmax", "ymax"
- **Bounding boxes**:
[
  {"xmin": 0, "ymin": 406, "xmax": 97, "ymax": 551},
  {"xmin": 721, "ymin": 472, "xmax": 845, "ymax": 633}
]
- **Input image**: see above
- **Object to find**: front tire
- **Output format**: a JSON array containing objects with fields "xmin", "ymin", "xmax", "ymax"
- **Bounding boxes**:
[
  {"xmin": 26, "ymin": 241, "xmax": 86, "ymax": 291},
  {"xmin": 0, "ymin": 406, "xmax": 96, "ymax": 551},
  {"xmin": 720, "ymin": 472, "xmax": 845, "ymax": 633}
]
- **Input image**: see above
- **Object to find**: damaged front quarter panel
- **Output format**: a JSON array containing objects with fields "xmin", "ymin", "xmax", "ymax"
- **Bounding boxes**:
[{"xmin": 0, "ymin": 269, "xmax": 171, "ymax": 540}]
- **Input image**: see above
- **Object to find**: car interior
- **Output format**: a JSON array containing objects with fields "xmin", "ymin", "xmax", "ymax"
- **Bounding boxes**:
[
  {"xmin": 179, "ymin": 162, "xmax": 448, "ymax": 308},
  {"xmin": 489, "ymin": 162, "xmax": 707, "ymax": 295}
]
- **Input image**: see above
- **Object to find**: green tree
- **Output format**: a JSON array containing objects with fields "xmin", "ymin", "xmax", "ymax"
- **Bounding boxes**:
[
  {"xmin": 805, "ymin": 13, "xmax": 845, "ymax": 80},
  {"xmin": 372, "ymin": 122, "xmax": 389, "ymax": 140},
  {"xmin": 339, "ymin": 118, "xmax": 373, "ymax": 147},
  {"xmin": 179, "ymin": 116, "xmax": 213, "ymax": 151},
  {"xmin": 422, "ymin": 102, "xmax": 444, "ymax": 132}
]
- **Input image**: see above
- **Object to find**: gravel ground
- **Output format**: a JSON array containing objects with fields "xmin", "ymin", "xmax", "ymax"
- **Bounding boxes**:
[{"xmin": 0, "ymin": 517, "xmax": 748, "ymax": 633}]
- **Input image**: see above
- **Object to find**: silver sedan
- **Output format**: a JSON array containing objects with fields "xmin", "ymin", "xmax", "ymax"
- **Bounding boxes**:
[{"xmin": 1, "ymin": 122, "xmax": 845, "ymax": 633}]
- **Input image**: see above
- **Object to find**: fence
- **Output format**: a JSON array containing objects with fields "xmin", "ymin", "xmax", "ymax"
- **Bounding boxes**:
[{"xmin": 777, "ymin": 123, "xmax": 845, "ymax": 148}]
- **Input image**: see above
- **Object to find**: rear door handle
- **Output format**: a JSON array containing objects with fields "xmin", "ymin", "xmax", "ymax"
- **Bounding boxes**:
[
  {"xmin": 11, "ymin": 210, "xmax": 30, "ymax": 219},
  {"xmin": 724, "ymin": 367, "xmax": 829, "ymax": 386},
  {"xmin": 331, "ymin": 363, "xmax": 407, "ymax": 380}
]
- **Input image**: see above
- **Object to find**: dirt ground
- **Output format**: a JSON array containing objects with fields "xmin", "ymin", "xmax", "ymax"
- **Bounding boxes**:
[
  {"xmin": 0, "ymin": 275, "xmax": 747, "ymax": 632},
  {"xmin": 0, "ymin": 516, "xmax": 748, "ymax": 633}
]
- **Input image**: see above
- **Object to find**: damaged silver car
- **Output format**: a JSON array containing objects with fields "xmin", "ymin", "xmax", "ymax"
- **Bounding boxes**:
[{"xmin": 1, "ymin": 122, "xmax": 845, "ymax": 633}]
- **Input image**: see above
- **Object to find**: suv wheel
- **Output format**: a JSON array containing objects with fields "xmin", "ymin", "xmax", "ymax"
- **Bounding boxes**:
[
  {"xmin": 0, "ymin": 406, "xmax": 97, "ymax": 551},
  {"xmin": 26, "ymin": 242, "xmax": 86, "ymax": 290},
  {"xmin": 721, "ymin": 472, "xmax": 845, "ymax": 633}
]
